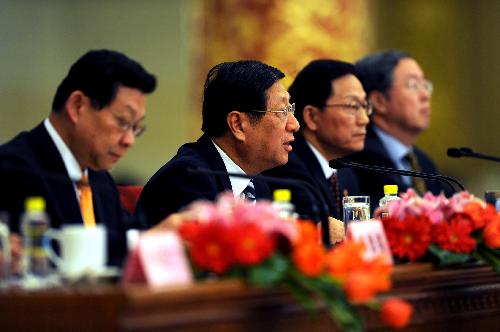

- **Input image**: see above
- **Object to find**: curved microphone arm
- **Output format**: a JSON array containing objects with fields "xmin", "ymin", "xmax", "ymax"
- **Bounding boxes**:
[{"xmin": 330, "ymin": 158, "xmax": 464, "ymax": 192}]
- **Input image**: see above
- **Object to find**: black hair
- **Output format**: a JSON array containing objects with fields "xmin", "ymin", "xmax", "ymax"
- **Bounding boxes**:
[
  {"xmin": 288, "ymin": 59, "xmax": 356, "ymax": 128},
  {"xmin": 201, "ymin": 60, "xmax": 285, "ymax": 137},
  {"xmin": 355, "ymin": 49, "xmax": 410, "ymax": 95},
  {"xmin": 52, "ymin": 49, "xmax": 156, "ymax": 112}
]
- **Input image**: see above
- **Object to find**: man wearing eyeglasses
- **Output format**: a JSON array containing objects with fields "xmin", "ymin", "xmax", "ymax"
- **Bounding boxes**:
[
  {"xmin": 0, "ymin": 49, "xmax": 157, "ymax": 267},
  {"xmin": 350, "ymin": 49, "xmax": 452, "ymax": 211},
  {"xmin": 136, "ymin": 60, "xmax": 300, "ymax": 226},
  {"xmin": 264, "ymin": 59, "xmax": 369, "ymax": 229}
]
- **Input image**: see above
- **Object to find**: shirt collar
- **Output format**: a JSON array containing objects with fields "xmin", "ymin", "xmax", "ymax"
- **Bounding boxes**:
[
  {"xmin": 44, "ymin": 118, "xmax": 85, "ymax": 182},
  {"xmin": 211, "ymin": 140, "xmax": 251, "ymax": 198},
  {"xmin": 305, "ymin": 140, "xmax": 335, "ymax": 179},
  {"xmin": 372, "ymin": 125, "xmax": 412, "ymax": 166}
]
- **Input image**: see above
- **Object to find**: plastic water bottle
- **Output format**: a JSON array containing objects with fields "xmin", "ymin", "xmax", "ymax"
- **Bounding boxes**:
[
  {"xmin": 379, "ymin": 185, "xmax": 401, "ymax": 218},
  {"xmin": 21, "ymin": 197, "xmax": 51, "ymax": 277},
  {"xmin": 273, "ymin": 189, "xmax": 297, "ymax": 220}
]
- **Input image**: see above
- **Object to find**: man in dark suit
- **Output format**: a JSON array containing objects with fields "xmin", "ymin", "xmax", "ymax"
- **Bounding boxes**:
[
  {"xmin": 0, "ymin": 49, "xmax": 157, "ymax": 266},
  {"xmin": 350, "ymin": 50, "xmax": 452, "ymax": 211},
  {"xmin": 264, "ymin": 60, "xmax": 369, "ymax": 222},
  {"xmin": 137, "ymin": 60, "xmax": 300, "ymax": 226}
]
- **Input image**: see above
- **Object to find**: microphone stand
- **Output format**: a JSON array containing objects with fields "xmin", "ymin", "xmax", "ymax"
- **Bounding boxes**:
[
  {"xmin": 330, "ymin": 158, "xmax": 464, "ymax": 192},
  {"xmin": 187, "ymin": 167, "xmax": 332, "ymax": 246}
]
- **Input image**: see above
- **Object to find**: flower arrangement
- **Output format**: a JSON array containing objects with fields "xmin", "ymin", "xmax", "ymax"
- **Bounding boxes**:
[
  {"xmin": 178, "ymin": 193, "xmax": 412, "ymax": 332},
  {"xmin": 382, "ymin": 189, "xmax": 500, "ymax": 271}
]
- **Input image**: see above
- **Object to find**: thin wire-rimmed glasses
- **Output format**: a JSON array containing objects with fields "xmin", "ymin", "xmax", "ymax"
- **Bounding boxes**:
[
  {"xmin": 248, "ymin": 103, "xmax": 295, "ymax": 119},
  {"xmin": 400, "ymin": 77, "xmax": 433, "ymax": 95},
  {"xmin": 323, "ymin": 101, "xmax": 373, "ymax": 117},
  {"xmin": 109, "ymin": 111, "xmax": 147, "ymax": 137}
]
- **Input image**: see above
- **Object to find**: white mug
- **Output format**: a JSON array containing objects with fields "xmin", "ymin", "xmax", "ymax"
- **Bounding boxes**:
[{"xmin": 47, "ymin": 225, "xmax": 107, "ymax": 277}]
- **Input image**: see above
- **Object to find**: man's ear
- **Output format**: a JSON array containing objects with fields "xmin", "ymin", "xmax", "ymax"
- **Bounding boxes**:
[
  {"xmin": 303, "ymin": 105, "xmax": 320, "ymax": 131},
  {"xmin": 227, "ymin": 111, "xmax": 247, "ymax": 142},
  {"xmin": 369, "ymin": 91, "xmax": 389, "ymax": 114},
  {"xmin": 64, "ymin": 91, "xmax": 90, "ymax": 124}
]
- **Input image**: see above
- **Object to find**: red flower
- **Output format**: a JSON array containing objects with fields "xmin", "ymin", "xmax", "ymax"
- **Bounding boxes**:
[
  {"xmin": 483, "ymin": 216, "xmax": 500, "ymax": 249},
  {"xmin": 343, "ymin": 271, "xmax": 377, "ymax": 303},
  {"xmin": 232, "ymin": 223, "xmax": 275, "ymax": 265},
  {"xmin": 383, "ymin": 215, "xmax": 432, "ymax": 261},
  {"xmin": 187, "ymin": 222, "xmax": 235, "ymax": 274},
  {"xmin": 325, "ymin": 243, "xmax": 392, "ymax": 303},
  {"xmin": 380, "ymin": 298, "xmax": 413, "ymax": 329},
  {"xmin": 462, "ymin": 202, "xmax": 486, "ymax": 229},
  {"xmin": 325, "ymin": 242, "xmax": 365, "ymax": 281},
  {"xmin": 292, "ymin": 242, "xmax": 325, "ymax": 277},
  {"xmin": 433, "ymin": 215, "xmax": 476, "ymax": 253}
]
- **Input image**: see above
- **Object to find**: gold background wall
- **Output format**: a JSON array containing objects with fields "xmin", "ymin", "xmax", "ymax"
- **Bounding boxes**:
[{"xmin": 1, "ymin": 0, "xmax": 499, "ymax": 197}]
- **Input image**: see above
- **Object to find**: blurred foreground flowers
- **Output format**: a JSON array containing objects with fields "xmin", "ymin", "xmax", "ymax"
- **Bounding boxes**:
[
  {"xmin": 382, "ymin": 189, "xmax": 500, "ymax": 271},
  {"xmin": 178, "ymin": 193, "xmax": 412, "ymax": 331}
]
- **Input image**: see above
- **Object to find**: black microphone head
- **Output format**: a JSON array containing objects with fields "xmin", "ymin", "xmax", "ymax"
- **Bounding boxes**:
[
  {"xmin": 447, "ymin": 148, "xmax": 463, "ymax": 158},
  {"xmin": 459, "ymin": 147, "xmax": 473, "ymax": 154},
  {"xmin": 329, "ymin": 158, "xmax": 350, "ymax": 169}
]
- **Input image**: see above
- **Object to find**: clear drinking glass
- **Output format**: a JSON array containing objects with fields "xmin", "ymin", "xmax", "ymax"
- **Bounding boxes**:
[{"xmin": 342, "ymin": 196, "xmax": 370, "ymax": 234}]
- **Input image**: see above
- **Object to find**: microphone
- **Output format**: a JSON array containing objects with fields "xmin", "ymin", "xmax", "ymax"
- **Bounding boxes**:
[
  {"xmin": 330, "ymin": 158, "xmax": 464, "ymax": 192},
  {"xmin": 187, "ymin": 167, "xmax": 332, "ymax": 246},
  {"xmin": 447, "ymin": 147, "xmax": 500, "ymax": 163}
]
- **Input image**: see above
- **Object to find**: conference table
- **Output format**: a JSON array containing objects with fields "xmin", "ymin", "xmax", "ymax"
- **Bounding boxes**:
[{"xmin": 0, "ymin": 263, "xmax": 499, "ymax": 332}]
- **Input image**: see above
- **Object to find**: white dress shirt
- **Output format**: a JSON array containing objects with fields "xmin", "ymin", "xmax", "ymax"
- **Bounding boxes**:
[{"xmin": 211, "ymin": 140, "xmax": 251, "ymax": 198}]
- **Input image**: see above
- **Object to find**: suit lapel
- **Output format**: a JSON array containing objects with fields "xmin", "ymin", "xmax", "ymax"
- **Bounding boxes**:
[
  {"xmin": 28, "ymin": 124, "xmax": 83, "ymax": 226},
  {"xmin": 292, "ymin": 135, "xmax": 336, "ymax": 212},
  {"xmin": 196, "ymin": 135, "xmax": 233, "ymax": 192}
]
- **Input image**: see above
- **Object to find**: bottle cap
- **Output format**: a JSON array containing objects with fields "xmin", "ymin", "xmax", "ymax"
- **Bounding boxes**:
[
  {"xmin": 25, "ymin": 197, "xmax": 46, "ymax": 212},
  {"xmin": 383, "ymin": 185, "xmax": 398, "ymax": 195},
  {"xmin": 273, "ymin": 189, "xmax": 291, "ymax": 202}
]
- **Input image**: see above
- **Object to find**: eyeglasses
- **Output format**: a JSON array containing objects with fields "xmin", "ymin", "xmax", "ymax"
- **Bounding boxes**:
[
  {"xmin": 401, "ymin": 78, "xmax": 433, "ymax": 94},
  {"xmin": 248, "ymin": 103, "xmax": 295, "ymax": 119},
  {"xmin": 323, "ymin": 101, "xmax": 373, "ymax": 116},
  {"xmin": 110, "ymin": 112, "xmax": 146, "ymax": 137}
]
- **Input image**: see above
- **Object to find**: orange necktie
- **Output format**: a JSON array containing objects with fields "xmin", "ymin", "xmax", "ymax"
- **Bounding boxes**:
[{"xmin": 77, "ymin": 175, "xmax": 96, "ymax": 228}]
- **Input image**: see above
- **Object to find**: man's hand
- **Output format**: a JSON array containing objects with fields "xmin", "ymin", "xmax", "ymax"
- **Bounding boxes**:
[{"xmin": 328, "ymin": 217, "xmax": 345, "ymax": 244}]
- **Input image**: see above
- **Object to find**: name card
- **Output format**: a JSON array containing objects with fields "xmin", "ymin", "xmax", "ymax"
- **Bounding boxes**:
[
  {"xmin": 347, "ymin": 220, "xmax": 393, "ymax": 265},
  {"xmin": 123, "ymin": 231, "xmax": 193, "ymax": 287}
]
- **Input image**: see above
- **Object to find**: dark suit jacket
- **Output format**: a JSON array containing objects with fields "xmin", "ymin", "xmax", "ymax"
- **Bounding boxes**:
[
  {"xmin": 349, "ymin": 124, "xmax": 453, "ymax": 211},
  {"xmin": 0, "ymin": 123, "xmax": 127, "ymax": 266},
  {"xmin": 136, "ymin": 134, "xmax": 272, "ymax": 226},
  {"xmin": 263, "ymin": 134, "xmax": 361, "ymax": 220}
]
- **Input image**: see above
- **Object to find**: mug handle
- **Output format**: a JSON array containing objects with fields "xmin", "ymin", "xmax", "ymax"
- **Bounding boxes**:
[{"xmin": 45, "ymin": 228, "xmax": 63, "ymax": 269}]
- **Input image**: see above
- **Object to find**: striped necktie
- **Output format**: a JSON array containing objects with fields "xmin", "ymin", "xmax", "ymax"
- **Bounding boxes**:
[
  {"xmin": 241, "ymin": 179, "xmax": 256, "ymax": 202},
  {"xmin": 330, "ymin": 172, "xmax": 342, "ymax": 218},
  {"xmin": 405, "ymin": 151, "xmax": 427, "ymax": 196},
  {"xmin": 77, "ymin": 175, "xmax": 96, "ymax": 228}
]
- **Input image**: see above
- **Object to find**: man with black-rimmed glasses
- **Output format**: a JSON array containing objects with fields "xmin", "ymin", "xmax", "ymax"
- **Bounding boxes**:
[{"xmin": 264, "ymin": 59, "xmax": 369, "ymax": 225}]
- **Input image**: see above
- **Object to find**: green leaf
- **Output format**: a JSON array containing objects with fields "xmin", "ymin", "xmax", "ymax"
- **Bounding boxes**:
[
  {"xmin": 428, "ymin": 244, "xmax": 471, "ymax": 265},
  {"xmin": 472, "ymin": 245, "xmax": 500, "ymax": 273},
  {"xmin": 248, "ymin": 254, "xmax": 289, "ymax": 287},
  {"xmin": 283, "ymin": 278, "xmax": 318, "ymax": 316},
  {"xmin": 288, "ymin": 270, "xmax": 363, "ymax": 332}
]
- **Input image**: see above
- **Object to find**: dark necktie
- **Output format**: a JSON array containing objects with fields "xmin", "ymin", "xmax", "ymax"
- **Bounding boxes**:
[
  {"xmin": 405, "ymin": 151, "xmax": 427, "ymax": 196},
  {"xmin": 329, "ymin": 172, "xmax": 342, "ymax": 218},
  {"xmin": 242, "ymin": 179, "xmax": 256, "ymax": 202}
]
